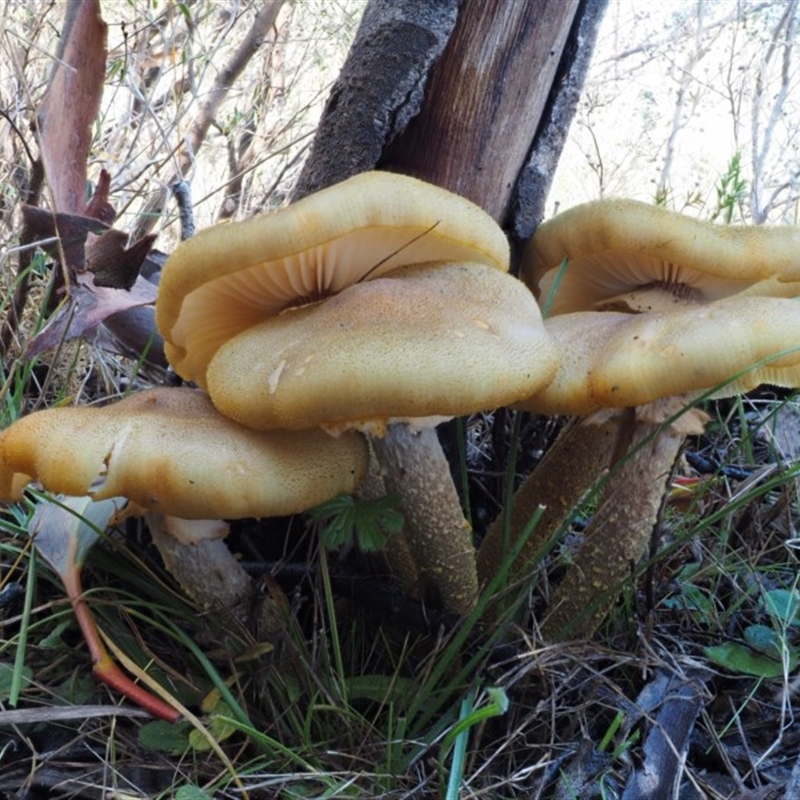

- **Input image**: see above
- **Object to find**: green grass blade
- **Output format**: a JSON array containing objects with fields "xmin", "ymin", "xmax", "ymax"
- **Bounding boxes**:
[{"xmin": 9, "ymin": 546, "xmax": 36, "ymax": 707}]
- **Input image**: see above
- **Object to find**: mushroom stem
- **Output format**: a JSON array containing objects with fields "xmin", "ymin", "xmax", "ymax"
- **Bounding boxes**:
[
  {"xmin": 541, "ymin": 419, "xmax": 685, "ymax": 640},
  {"xmin": 372, "ymin": 424, "xmax": 478, "ymax": 615},
  {"xmin": 356, "ymin": 450, "xmax": 421, "ymax": 597},
  {"xmin": 147, "ymin": 515, "xmax": 252, "ymax": 615},
  {"xmin": 476, "ymin": 412, "xmax": 627, "ymax": 613},
  {"xmin": 145, "ymin": 513, "xmax": 281, "ymax": 636},
  {"xmin": 147, "ymin": 515, "xmax": 287, "ymax": 639}
]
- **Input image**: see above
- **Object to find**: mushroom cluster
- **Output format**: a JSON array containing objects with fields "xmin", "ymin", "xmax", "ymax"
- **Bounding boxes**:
[
  {"xmin": 478, "ymin": 198, "xmax": 800, "ymax": 638},
  {"xmin": 1, "ymin": 171, "xmax": 558, "ymax": 621},
  {"xmin": 154, "ymin": 170, "xmax": 558, "ymax": 614},
  {"xmin": 7, "ymin": 181, "xmax": 800, "ymax": 652}
]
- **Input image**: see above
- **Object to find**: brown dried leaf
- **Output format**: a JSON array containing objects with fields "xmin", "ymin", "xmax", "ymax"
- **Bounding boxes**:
[
  {"xmin": 84, "ymin": 168, "xmax": 116, "ymax": 223},
  {"xmin": 86, "ymin": 231, "xmax": 157, "ymax": 290},
  {"xmin": 100, "ymin": 305, "xmax": 167, "ymax": 369},
  {"xmin": 36, "ymin": 1, "xmax": 107, "ymax": 215},
  {"xmin": 21, "ymin": 205, "xmax": 156, "ymax": 289},
  {"xmin": 20, "ymin": 205, "xmax": 108, "ymax": 270},
  {"xmin": 25, "ymin": 274, "xmax": 158, "ymax": 358}
]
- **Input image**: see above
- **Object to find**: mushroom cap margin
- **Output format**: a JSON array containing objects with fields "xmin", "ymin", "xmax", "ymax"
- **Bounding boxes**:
[
  {"xmin": 206, "ymin": 262, "xmax": 559, "ymax": 431},
  {"xmin": 156, "ymin": 172, "xmax": 510, "ymax": 385},
  {"xmin": 0, "ymin": 388, "xmax": 369, "ymax": 519},
  {"xmin": 518, "ymin": 297, "xmax": 800, "ymax": 414},
  {"xmin": 523, "ymin": 199, "xmax": 800, "ymax": 316}
]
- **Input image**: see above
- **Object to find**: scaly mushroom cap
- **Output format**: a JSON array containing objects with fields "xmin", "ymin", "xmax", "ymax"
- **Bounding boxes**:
[
  {"xmin": 156, "ymin": 172, "xmax": 510, "ymax": 385},
  {"xmin": 591, "ymin": 296, "xmax": 800, "ymax": 406},
  {"xmin": 523, "ymin": 199, "xmax": 800, "ymax": 316},
  {"xmin": 518, "ymin": 297, "xmax": 800, "ymax": 415},
  {"xmin": 0, "ymin": 388, "xmax": 368, "ymax": 518},
  {"xmin": 515, "ymin": 311, "xmax": 630, "ymax": 416},
  {"xmin": 207, "ymin": 262, "xmax": 559, "ymax": 431}
]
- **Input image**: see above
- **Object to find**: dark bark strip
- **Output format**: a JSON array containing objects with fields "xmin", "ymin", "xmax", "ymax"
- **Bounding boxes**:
[
  {"xmin": 293, "ymin": 0, "xmax": 461, "ymax": 199},
  {"xmin": 382, "ymin": 0, "xmax": 581, "ymax": 223},
  {"xmin": 511, "ymin": 0, "xmax": 609, "ymax": 247}
]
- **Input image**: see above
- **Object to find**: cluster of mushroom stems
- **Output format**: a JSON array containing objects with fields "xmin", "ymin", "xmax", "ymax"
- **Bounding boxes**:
[{"xmin": 4, "ymin": 173, "xmax": 800, "ymax": 647}]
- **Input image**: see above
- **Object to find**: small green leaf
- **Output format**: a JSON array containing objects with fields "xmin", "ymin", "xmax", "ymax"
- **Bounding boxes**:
[
  {"xmin": 705, "ymin": 641, "xmax": 798, "ymax": 678},
  {"xmin": 106, "ymin": 57, "xmax": 125, "ymax": 82},
  {"xmin": 762, "ymin": 589, "xmax": 800, "ymax": 627},
  {"xmin": 189, "ymin": 701, "xmax": 237, "ymax": 751},
  {"xmin": 39, "ymin": 619, "xmax": 73, "ymax": 649},
  {"xmin": 138, "ymin": 719, "xmax": 193, "ymax": 755},
  {"xmin": 663, "ymin": 582, "xmax": 715, "ymax": 620},
  {"xmin": 52, "ymin": 674, "xmax": 97, "ymax": 706},
  {"xmin": 174, "ymin": 786, "xmax": 215, "ymax": 800},
  {"xmin": 309, "ymin": 494, "xmax": 404, "ymax": 552},
  {"xmin": 744, "ymin": 624, "xmax": 784, "ymax": 658}
]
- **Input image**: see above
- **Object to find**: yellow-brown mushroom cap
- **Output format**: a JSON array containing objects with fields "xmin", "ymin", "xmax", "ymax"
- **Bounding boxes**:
[
  {"xmin": 156, "ymin": 172, "xmax": 510, "ymax": 385},
  {"xmin": 515, "ymin": 311, "xmax": 630, "ymax": 416},
  {"xmin": 592, "ymin": 296, "xmax": 800, "ymax": 406},
  {"xmin": 0, "ymin": 464, "xmax": 31, "ymax": 501},
  {"xmin": 0, "ymin": 388, "xmax": 368, "ymax": 518},
  {"xmin": 518, "ymin": 297, "xmax": 800, "ymax": 415},
  {"xmin": 523, "ymin": 199, "xmax": 800, "ymax": 316},
  {"xmin": 207, "ymin": 262, "xmax": 559, "ymax": 431}
]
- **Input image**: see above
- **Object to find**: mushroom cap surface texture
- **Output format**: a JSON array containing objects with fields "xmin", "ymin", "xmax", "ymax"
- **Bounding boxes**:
[
  {"xmin": 156, "ymin": 171, "xmax": 510, "ymax": 385},
  {"xmin": 523, "ymin": 199, "xmax": 800, "ymax": 316},
  {"xmin": 207, "ymin": 262, "xmax": 559, "ymax": 431},
  {"xmin": 0, "ymin": 388, "xmax": 368, "ymax": 518},
  {"xmin": 517, "ymin": 297, "xmax": 800, "ymax": 415}
]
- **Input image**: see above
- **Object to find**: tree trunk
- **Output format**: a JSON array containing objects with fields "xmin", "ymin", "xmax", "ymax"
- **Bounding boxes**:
[
  {"xmin": 294, "ymin": 0, "xmax": 609, "ymax": 610},
  {"xmin": 381, "ymin": 1, "xmax": 579, "ymax": 223},
  {"xmin": 296, "ymin": 0, "xmax": 608, "ymax": 244}
]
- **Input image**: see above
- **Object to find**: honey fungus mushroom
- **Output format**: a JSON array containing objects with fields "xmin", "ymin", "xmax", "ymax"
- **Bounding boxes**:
[
  {"xmin": 522, "ymin": 198, "xmax": 800, "ymax": 316},
  {"xmin": 154, "ymin": 172, "xmax": 559, "ymax": 614},
  {"xmin": 155, "ymin": 171, "xmax": 511, "ymax": 388},
  {"xmin": 482, "ymin": 296, "xmax": 800, "ymax": 638},
  {"xmin": 480, "ymin": 198, "xmax": 800, "ymax": 636},
  {"xmin": 206, "ymin": 261, "xmax": 555, "ymax": 433},
  {"xmin": 0, "ymin": 387, "xmax": 369, "ymax": 617}
]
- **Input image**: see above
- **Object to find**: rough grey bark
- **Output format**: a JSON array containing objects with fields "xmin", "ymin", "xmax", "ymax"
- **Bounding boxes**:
[
  {"xmin": 510, "ymin": 0, "xmax": 609, "ymax": 246},
  {"xmin": 382, "ymin": 0, "xmax": 580, "ymax": 221},
  {"xmin": 293, "ymin": 0, "xmax": 460, "ymax": 199},
  {"xmin": 295, "ymin": 0, "xmax": 608, "ymax": 224}
]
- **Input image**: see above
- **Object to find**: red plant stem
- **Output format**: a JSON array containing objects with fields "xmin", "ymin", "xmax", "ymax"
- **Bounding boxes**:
[{"xmin": 62, "ymin": 571, "xmax": 180, "ymax": 722}]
